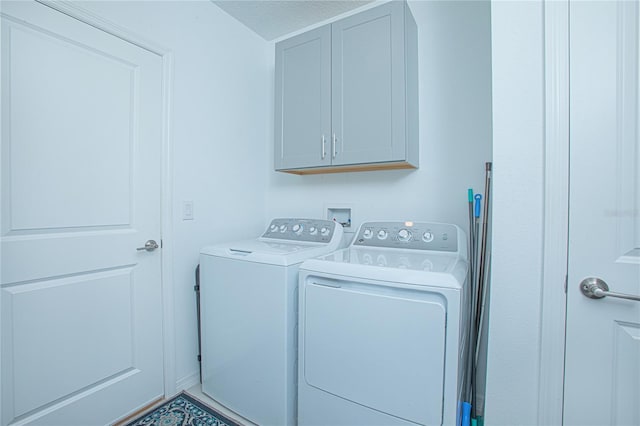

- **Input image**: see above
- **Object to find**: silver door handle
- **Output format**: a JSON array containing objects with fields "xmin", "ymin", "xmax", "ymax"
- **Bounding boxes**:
[
  {"xmin": 332, "ymin": 133, "xmax": 337, "ymax": 159},
  {"xmin": 321, "ymin": 135, "xmax": 326, "ymax": 159},
  {"xmin": 580, "ymin": 277, "xmax": 640, "ymax": 302},
  {"xmin": 137, "ymin": 240, "xmax": 159, "ymax": 252}
]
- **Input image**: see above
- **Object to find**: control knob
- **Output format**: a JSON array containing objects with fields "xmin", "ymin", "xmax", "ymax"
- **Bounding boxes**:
[
  {"xmin": 279, "ymin": 224, "xmax": 287, "ymax": 233},
  {"xmin": 309, "ymin": 226, "xmax": 317, "ymax": 235},
  {"xmin": 292, "ymin": 224, "xmax": 303, "ymax": 235},
  {"xmin": 269, "ymin": 224, "xmax": 278, "ymax": 232},
  {"xmin": 362, "ymin": 228, "xmax": 374, "ymax": 239},
  {"xmin": 397, "ymin": 229, "xmax": 412, "ymax": 242},
  {"xmin": 320, "ymin": 227, "xmax": 330, "ymax": 237},
  {"xmin": 422, "ymin": 231, "xmax": 434, "ymax": 242},
  {"xmin": 377, "ymin": 229, "xmax": 388, "ymax": 240}
]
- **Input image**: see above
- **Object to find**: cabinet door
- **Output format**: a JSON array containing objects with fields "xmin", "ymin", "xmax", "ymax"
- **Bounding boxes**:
[
  {"xmin": 331, "ymin": 1, "xmax": 406, "ymax": 166},
  {"xmin": 275, "ymin": 26, "xmax": 331, "ymax": 170}
]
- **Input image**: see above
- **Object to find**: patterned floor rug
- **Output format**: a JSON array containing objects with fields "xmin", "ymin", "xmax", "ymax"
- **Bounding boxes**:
[{"xmin": 124, "ymin": 392, "xmax": 241, "ymax": 426}]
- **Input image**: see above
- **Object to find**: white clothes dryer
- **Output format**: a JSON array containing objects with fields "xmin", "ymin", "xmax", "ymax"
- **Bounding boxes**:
[
  {"xmin": 200, "ymin": 218, "xmax": 344, "ymax": 426},
  {"xmin": 298, "ymin": 221, "xmax": 469, "ymax": 426}
]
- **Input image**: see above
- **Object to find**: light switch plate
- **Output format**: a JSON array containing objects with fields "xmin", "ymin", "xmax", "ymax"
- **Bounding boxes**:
[{"xmin": 182, "ymin": 201, "xmax": 194, "ymax": 220}]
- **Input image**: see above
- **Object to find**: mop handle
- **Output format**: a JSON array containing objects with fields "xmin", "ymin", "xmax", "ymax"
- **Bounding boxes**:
[{"xmin": 472, "ymin": 162, "xmax": 492, "ymax": 419}]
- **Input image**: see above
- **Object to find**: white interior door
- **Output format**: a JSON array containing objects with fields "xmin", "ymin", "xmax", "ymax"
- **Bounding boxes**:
[
  {"xmin": 0, "ymin": 2, "xmax": 164, "ymax": 425},
  {"xmin": 564, "ymin": 1, "xmax": 640, "ymax": 425}
]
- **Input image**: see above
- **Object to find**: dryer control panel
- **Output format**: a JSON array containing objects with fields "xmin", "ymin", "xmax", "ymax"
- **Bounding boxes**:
[
  {"xmin": 353, "ymin": 221, "xmax": 458, "ymax": 252},
  {"xmin": 261, "ymin": 218, "xmax": 340, "ymax": 244}
]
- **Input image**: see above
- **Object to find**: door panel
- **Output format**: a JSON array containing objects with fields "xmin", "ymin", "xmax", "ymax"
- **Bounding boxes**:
[
  {"xmin": 1, "ymin": 2, "xmax": 163, "ymax": 425},
  {"xmin": 5, "ymin": 20, "xmax": 133, "ymax": 231},
  {"xmin": 275, "ymin": 25, "xmax": 331, "ymax": 170},
  {"xmin": 564, "ymin": 1, "xmax": 640, "ymax": 425},
  {"xmin": 8, "ymin": 269, "xmax": 134, "ymax": 417},
  {"xmin": 331, "ymin": 2, "xmax": 405, "ymax": 166},
  {"xmin": 611, "ymin": 322, "xmax": 640, "ymax": 425},
  {"xmin": 303, "ymin": 282, "xmax": 446, "ymax": 426}
]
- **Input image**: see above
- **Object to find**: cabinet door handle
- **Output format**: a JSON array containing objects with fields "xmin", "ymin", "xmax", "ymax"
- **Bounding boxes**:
[
  {"xmin": 332, "ymin": 133, "xmax": 337, "ymax": 159},
  {"xmin": 321, "ymin": 135, "xmax": 326, "ymax": 159}
]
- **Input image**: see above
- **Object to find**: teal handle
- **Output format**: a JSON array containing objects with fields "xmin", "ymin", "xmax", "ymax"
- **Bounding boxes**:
[
  {"xmin": 468, "ymin": 189, "xmax": 474, "ymax": 203},
  {"xmin": 474, "ymin": 194, "xmax": 482, "ymax": 218}
]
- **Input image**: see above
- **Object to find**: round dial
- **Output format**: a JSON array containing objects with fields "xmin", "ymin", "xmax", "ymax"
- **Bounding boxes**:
[
  {"xmin": 377, "ymin": 229, "xmax": 388, "ymax": 240},
  {"xmin": 269, "ymin": 224, "xmax": 278, "ymax": 232},
  {"xmin": 422, "ymin": 231, "xmax": 434, "ymax": 242},
  {"xmin": 320, "ymin": 227, "xmax": 330, "ymax": 237},
  {"xmin": 279, "ymin": 224, "xmax": 287, "ymax": 233},
  {"xmin": 309, "ymin": 226, "xmax": 317, "ymax": 235},
  {"xmin": 292, "ymin": 224, "xmax": 303, "ymax": 235},
  {"xmin": 362, "ymin": 228, "xmax": 374, "ymax": 239},
  {"xmin": 397, "ymin": 229, "xmax": 412, "ymax": 241}
]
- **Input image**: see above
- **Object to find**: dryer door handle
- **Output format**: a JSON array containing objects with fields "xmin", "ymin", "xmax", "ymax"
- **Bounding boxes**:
[{"xmin": 311, "ymin": 281, "xmax": 342, "ymax": 289}]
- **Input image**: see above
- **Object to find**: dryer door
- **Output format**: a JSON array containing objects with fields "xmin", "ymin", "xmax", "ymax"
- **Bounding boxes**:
[{"xmin": 302, "ymin": 279, "xmax": 447, "ymax": 425}]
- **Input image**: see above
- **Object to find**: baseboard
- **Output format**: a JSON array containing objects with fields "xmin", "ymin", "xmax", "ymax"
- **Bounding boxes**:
[
  {"xmin": 112, "ymin": 397, "xmax": 164, "ymax": 426},
  {"xmin": 176, "ymin": 372, "xmax": 200, "ymax": 392}
]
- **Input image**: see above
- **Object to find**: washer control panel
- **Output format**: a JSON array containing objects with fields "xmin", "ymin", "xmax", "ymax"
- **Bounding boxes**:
[
  {"xmin": 353, "ymin": 221, "xmax": 458, "ymax": 252},
  {"xmin": 262, "ymin": 218, "xmax": 339, "ymax": 243}
]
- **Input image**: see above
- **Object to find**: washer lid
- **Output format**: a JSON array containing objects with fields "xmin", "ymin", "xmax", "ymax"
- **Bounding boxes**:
[
  {"xmin": 201, "ymin": 238, "xmax": 340, "ymax": 266},
  {"xmin": 301, "ymin": 247, "xmax": 468, "ymax": 289}
]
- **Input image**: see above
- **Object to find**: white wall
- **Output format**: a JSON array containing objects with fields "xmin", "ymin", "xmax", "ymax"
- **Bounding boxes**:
[
  {"xmin": 77, "ymin": 0, "xmax": 271, "ymax": 388},
  {"xmin": 485, "ymin": 1, "xmax": 546, "ymax": 424},
  {"xmin": 265, "ymin": 1, "xmax": 493, "ymax": 240},
  {"xmin": 78, "ymin": 0, "xmax": 496, "ymax": 404}
]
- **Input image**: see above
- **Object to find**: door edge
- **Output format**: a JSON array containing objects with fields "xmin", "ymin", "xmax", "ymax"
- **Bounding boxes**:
[{"xmin": 539, "ymin": 1, "xmax": 570, "ymax": 425}]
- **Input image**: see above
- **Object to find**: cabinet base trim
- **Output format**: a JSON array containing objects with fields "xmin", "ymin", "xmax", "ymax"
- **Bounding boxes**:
[{"xmin": 278, "ymin": 162, "xmax": 417, "ymax": 175}]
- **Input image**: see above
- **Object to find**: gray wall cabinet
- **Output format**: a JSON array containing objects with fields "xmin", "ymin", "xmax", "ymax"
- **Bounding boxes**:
[{"xmin": 274, "ymin": 1, "xmax": 418, "ymax": 174}]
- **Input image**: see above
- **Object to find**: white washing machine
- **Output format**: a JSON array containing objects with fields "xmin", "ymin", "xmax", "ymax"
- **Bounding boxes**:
[
  {"xmin": 298, "ymin": 221, "xmax": 469, "ymax": 426},
  {"xmin": 199, "ymin": 218, "xmax": 344, "ymax": 426}
]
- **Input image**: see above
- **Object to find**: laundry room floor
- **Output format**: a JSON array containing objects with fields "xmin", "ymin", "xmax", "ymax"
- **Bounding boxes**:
[{"xmin": 186, "ymin": 384, "xmax": 257, "ymax": 426}]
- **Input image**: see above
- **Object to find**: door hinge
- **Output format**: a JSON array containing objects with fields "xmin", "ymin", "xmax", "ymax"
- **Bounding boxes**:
[
  {"xmin": 160, "ymin": 239, "xmax": 163, "ymax": 248},
  {"xmin": 564, "ymin": 275, "xmax": 568, "ymax": 294}
]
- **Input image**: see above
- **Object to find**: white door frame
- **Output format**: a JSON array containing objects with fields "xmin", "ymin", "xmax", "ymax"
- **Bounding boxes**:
[
  {"xmin": 539, "ymin": 1, "xmax": 569, "ymax": 424},
  {"xmin": 4, "ymin": 0, "xmax": 177, "ymax": 400}
]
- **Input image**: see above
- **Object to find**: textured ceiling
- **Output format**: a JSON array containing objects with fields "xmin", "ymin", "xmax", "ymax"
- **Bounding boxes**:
[{"xmin": 212, "ymin": 0, "xmax": 375, "ymax": 41}]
